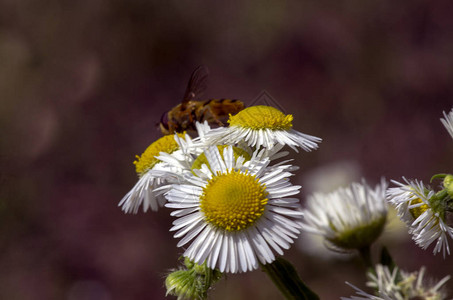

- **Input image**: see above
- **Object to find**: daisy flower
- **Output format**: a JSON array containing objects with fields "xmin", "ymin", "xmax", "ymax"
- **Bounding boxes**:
[
  {"xmin": 300, "ymin": 179, "xmax": 388, "ymax": 252},
  {"xmin": 164, "ymin": 145, "xmax": 304, "ymax": 273},
  {"xmin": 119, "ymin": 132, "xmax": 198, "ymax": 213},
  {"xmin": 204, "ymin": 105, "xmax": 321, "ymax": 152},
  {"xmin": 342, "ymin": 264, "xmax": 451, "ymax": 300},
  {"xmin": 440, "ymin": 108, "xmax": 453, "ymax": 139},
  {"xmin": 387, "ymin": 178, "xmax": 453, "ymax": 257}
]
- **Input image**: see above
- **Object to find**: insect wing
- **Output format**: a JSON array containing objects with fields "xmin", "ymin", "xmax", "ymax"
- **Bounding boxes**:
[{"xmin": 182, "ymin": 65, "xmax": 209, "ymax": 104}]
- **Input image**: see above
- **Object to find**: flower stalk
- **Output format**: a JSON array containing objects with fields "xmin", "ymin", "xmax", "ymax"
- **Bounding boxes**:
[
  {"xmin": 261, "ymin": 257, "xmax": 319, "ymax": 300},
  {"xmin": 358, "ymin": 245, "xmax": 373, "ymax": 269}
]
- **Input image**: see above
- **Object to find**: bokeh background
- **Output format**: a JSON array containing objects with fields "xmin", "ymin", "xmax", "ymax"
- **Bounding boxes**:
[{"xmin": 1, "ymin": 0, "xmax": 453, "ymax": 299}]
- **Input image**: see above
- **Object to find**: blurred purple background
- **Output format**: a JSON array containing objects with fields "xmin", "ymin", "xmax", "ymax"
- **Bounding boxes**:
[{"xmin": 1, "ymin": 1, "xmax": 453, "ymax": 299}]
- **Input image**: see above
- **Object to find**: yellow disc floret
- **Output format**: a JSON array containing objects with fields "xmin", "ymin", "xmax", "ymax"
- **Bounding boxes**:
[
  {"xmin": 191, "ymin": 145, "xmax": 251, "ymax": 172},
  {"xmin": 200, "ymin": 170, "xmax": 268, "ymax": 231},
  {"xmin": 134, "ymin": 133, "xmax": 184, "ymax": 176},
  {"xmin": 409, "ymin": 197, "xmax": 430, "ymax": 219},
  {"xmin": 228, "ymin": 105, "xmax": 293, "ymax": 130}
]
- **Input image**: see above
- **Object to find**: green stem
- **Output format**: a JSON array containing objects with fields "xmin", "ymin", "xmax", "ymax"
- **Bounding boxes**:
[
  {"xmin": 261, "ymin": 257, "xmax": 319, "ymax": 300},
  {"xmin": 358, "ymin": 246, "xmax": 373, "ymax": 269}
]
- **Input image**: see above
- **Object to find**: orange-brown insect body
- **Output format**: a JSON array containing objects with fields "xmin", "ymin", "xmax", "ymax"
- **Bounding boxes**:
[
  {"xmin": 159, "ymin": 66, "xmax": 245, "ymax": 135},
  {"xmin": 160, "ymin": 98, "xmax": 245, "ymax": 135}
]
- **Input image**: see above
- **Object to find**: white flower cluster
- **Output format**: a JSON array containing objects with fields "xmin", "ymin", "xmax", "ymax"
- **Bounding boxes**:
[
  {"xmin": 120, "ymin": 105, "xmax": 322, "ymax": 273},
  {"xmin": 118, "ymin": 96, "xmax": 453, "ymax": 298}
]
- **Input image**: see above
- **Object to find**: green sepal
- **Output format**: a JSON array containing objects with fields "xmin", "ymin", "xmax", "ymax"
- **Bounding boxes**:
[
  {"xmin": 430, "ymin": 173, "xmax": 448, "ymax": 183},
  {"xmin": 166, "ymin": 257, "xmax": 223, "ymax": 300}
]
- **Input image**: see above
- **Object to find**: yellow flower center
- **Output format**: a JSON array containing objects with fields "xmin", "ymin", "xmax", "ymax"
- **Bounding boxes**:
[
  {"xmin": 409, "ymin": 197, "xmax": 429, "ymax": 219},
  {"xmin": 191, "ymin": 145, "xmax": 251, "ymax": 172},
  {"xmin": 200, "ymin": 170, "xmax": 268, "ymax": 231},
  {"xmin": 228, "ymin": 105, "xmax": 293, "ymax": 130},
  {"xmin": 134, "ymin": 133, "xmax": 184, "ymax": 176}
]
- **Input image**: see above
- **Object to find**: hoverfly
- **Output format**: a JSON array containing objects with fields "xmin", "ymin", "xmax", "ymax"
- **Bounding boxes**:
[{"xmin": 159, "ymin": 66, "xmax": 245, "ymax": 135}]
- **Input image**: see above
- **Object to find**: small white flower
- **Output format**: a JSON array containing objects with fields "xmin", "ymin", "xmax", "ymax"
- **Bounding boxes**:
[
  {"xmin": 440, "ymin": 108, "xmax": 453, "ymax": 139},
  {"xmin": 164, "ymin": 145, "xmax": 304, "ymax": 273},
  {"xmin": 342, "ymin": 264, "xmax": 451, "ymax": 300},
  {"xmin": 300, "ymin": 179, "xmax": 388, "ymax": 251},
  {"xmin": 387, "ymin": 178, "xmax": 453, "ymax": 257},
  {"xmin": 204, "ymin": 105, "xmax": 321, "ymax": 152},
  {"xmin": 119, "ymin": 132, "xmax": 199, "ymax": 213}
]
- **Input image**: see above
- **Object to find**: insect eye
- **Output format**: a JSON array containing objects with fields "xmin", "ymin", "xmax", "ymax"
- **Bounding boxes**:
[{"xmin": 160, "ymin": 111, "xmax": 169, "ymax": 130}]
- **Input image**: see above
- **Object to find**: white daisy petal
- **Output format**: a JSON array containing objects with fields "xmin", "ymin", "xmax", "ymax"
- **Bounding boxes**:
[
  {"xmin": 255, "ymin": 221, "xmax": 285, "ymax": 254},
  {"xmin": 268, "ymin": 213, "xmax": 302, "ymax": 234},
  {"xmin": 249, "ymin": 225, "xmax": 275, "ymax": 264},
  {"xmin": 228, "ymin": 234, "xmax": 238, "ymax": 273},
  {"xmin": 171, "ymin": 213, "xmax": 204, "ymax": 234},
  {"xmin": 206, "ymin": 230, "xmax": 223, "ymax": 269},
  {"xmin": 440, "ymin": 108, "xmax": 453, "ymax": 139},
  {"xmin": 119, "ymin": 171, "xmax": 168, "ymax": 213},
  {"xmin": 193, "ymin": 227, "xmax": 218, "ymax": 263},
  {"xmin": 170, "ymin": 207, "xmax": 199, "ymax": 217},
  {"xmin": 177, "ymin": 221, "xmax": 207, "ymax": 247},
  {"xmin": 237, "ymin": 238, "xmax": 248, "ymax": 272},
  {"xmin": 205, "ymin": 146, "xmax": 226, "ymax": 173},
  {"xmin": 218, "ymin": 234, "xmax": 229, "ymax": 272},
  {"xmin": 260, "ymin": 217, "xmax": 294, "ymax": 246},
  {"xmin": 165, "ymin": 202, "xmax": 199, "ymax": 210},
  {"xmin": 268, "ymin": 206, "xmax": 304, "ymax": 217}
]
